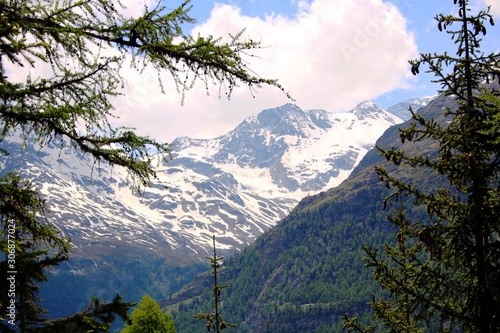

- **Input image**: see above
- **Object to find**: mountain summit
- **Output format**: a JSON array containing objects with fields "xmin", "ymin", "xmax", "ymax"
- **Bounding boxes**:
[{"xmin": 386, "ymin": 95, "xmax": 438, "ymax": 120}]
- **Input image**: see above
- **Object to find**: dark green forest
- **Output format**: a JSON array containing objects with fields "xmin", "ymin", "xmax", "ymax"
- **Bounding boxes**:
[{"xmin": 169, "ymin": 178, "xmax": 398, "ymax": 332}]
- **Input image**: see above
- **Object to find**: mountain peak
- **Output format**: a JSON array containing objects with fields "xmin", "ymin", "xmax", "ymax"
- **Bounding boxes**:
[
  {"xmin": 350, "ymin": 100, "xmax": 391, "ymax": 121},
  {"xmin": 256, "ymin": 104, "xmax": 312, "ymax": 135},
  {"xmin": 386, "ymin": 95, "xmax": 438, "ymax": 121},
  {"xmin": 356, "ymin": 100, "xmax": 378, "ymax": 109}
]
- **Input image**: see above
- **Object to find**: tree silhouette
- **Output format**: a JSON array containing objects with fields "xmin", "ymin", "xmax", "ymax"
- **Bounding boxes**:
[{"xmin": 195, "ymin": 236, "xmax": 237, "ymax": 332}]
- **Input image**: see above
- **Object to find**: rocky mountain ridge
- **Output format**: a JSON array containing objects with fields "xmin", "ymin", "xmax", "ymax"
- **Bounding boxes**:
[{"xmin": 0, "ymin": 98, "xmax": 432, "ymax": 261}]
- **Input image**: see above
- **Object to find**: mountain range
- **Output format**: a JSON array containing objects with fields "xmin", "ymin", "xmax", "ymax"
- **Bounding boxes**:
[
  {"xmin": 0, "ymin": 96, "xmax": 434, "ymax": 320},
  {"xmin": 0, "ymin": 100, "xmax": 419, "ymax": 259}
]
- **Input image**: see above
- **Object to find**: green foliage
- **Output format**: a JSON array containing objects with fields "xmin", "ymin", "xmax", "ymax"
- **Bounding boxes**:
[
  {"xmin": 343, "ymin": 1, "xmax": 500, "ymax": 332},
  {"xmin": 0, "ymin": 173, "xmax": 134, "ymax": 332},
  {"xmin": 121, "ymin": 295, "xmax": 176, "ymax": 333},
  {"xmin": 0, "ymin": 172, "xmax": 70, "ymax": 331},
  {"xmin": 194, "ymin": 236, "xmax": 236, "ymax": 332}
]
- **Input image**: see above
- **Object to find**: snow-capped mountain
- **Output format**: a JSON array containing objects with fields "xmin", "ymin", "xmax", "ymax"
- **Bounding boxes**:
[
  {"xmin": 0, "ymin": 101, "xmax": 426, "ymax": 261},
  {"xmin": 386, "ymin": 95, "xmax": 438, "ymax": 120}
]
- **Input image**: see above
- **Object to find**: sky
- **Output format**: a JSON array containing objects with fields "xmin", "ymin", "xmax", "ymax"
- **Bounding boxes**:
[{"xmin": 16, "ymin": 0, "xmax": 500, "ymax": 142}]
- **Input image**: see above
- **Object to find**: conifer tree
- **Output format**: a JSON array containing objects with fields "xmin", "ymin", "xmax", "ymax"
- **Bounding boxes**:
[
  {"xmin": 0, "ymin": 173, "xmax": 134, "ymax": 332},
  {"xmin": 195, "ymin": 236, "xmax": 236, "ymax": 333},
  {"xmin": 343, "ymin": 1, "xmax": 499, "ymax": 332},
  {"xmin": 0, "ymin": 173, "xmax": 70, "ymax": 331},
  {"xmin": 120, "ymin": 294, "xmax": 176, "ymax": 333}
]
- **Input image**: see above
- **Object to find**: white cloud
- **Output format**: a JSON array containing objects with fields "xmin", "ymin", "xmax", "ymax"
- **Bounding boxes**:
[
  {"xmin": 7, "ymin": 0, "xmax": 419, "ymax": 143},
  {"xmin": 112, "ymin": 0, "xmax": 418, "ymax": 142},
  {"xmin": 116, "ymin": 0, "xmax": 154, "ymax": 17},
  {"xmin": 470, "ymin": 0, "xmax": 500, "ymax": 16},
  {"xmin": 490, "ymin": 1, "xmax": 500, "ymax": 19},
  {"xmin": 481, "ymin": 0, "xmax": 500, "ymax": 16}
]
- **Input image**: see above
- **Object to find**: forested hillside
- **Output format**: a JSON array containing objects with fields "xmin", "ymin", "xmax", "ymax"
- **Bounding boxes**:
[{"xmin": 166, "ymin": 94, "xmax": 453, "ymax": 332}]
